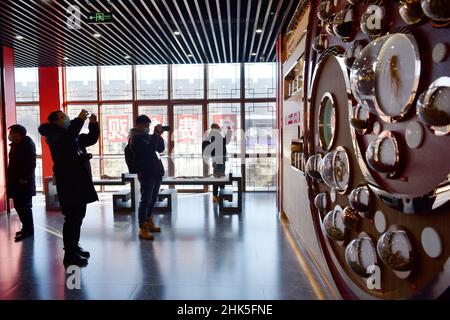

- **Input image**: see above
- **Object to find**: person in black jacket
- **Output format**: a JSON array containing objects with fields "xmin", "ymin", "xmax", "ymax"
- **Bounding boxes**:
[
  {"xmin": 38, "ymin": 109, "xmax": 99, "ymax": 267},
  {"xmin": 128, "ymin": 115, "xmax": 165, "ymax": 240},
  {"xmin": 6, "ymin": 124, "xmax": 36, "ymax": 242},
  {"xmin": 205, "ymin": 123, "xmax": 232, "ymax": 202}
]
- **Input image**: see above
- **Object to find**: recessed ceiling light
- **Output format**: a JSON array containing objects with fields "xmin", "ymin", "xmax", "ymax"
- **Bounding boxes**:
[
  {"xmin": 15, "ymin": 35, "xmax": 24, "ymax": 40},
  {"xmin": 256, "ymin": 29, "xmax": 262, "ymax": 33},
  {"xmin": 124, "ymin": 55, "xmax": 131, "ymax": 59},
  {"xmin": 187, "ymin": 54, "xmax": 193, "ymax": 58},
  {"xmin": 94, "ymin": 33, "xmax": 101, "ymax": 38},
  {"xmin": 174, "ymin": 31, "xmax": 181, "ymax": 36},
  {"xmin": 63, "ymin": 57, "xmax": 69, "ymax": 61},
  {"xmin": 251, "ymin": 53, "xmax": 257, "ymax": 56}
]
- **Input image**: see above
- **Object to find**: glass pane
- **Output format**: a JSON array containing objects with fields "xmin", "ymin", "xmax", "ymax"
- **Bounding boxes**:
[
  {"xmin": 137, "ymin": 105, "xmax": 169, "ymax": 154},
  {"xmin": 67, "ymin": 104, "xmax": 99, "ymax": 155},
  {"xmin": 136, "ymin": 65, "xmax": 168, "ymax": 100},
  {"xmin": 207, "ymin": 64, "xmax": 240, "ymax": 99},
  {"xmin": 35, "ymin": 159, "xmax": 43, "ymax": 192},
  {"xmin": 245, "ymin": 157, "xmax": 276, "ymax": 191},
  {"xmin": 207, "ymin": 103, "xmax": 241, "ymax": 155},
  {"xmin": 101, "ymin": 104, "xmax": 133, "ymax": 155},
  {"xmin": 245, "ymin": 102, "xmax": 277, "ymax": 154},
  {"xmin": 102, "ymin": 156, "xmax": 127, "ymax": 179},
  {"xmin": 15, "ymin": 105, "xmax": 42, "ymax": 154},
  {"xmin": 15, "ymin": 68, "xmax": 39, "ymax": 102},
  {"xmin": 244, "ymin": 63, "xmax": 276, "ymax": 99},
  {"xmin": 172, "ymin": 64, "xmax": 204, "ymax": 99},
  {"xmin": 66, "ymin": 66, "xmax": 97, "ymax": 101},
  {"xmin": 173, "ymin": 105, "xmax": 204, "ymax": 189},
  {"xmin": 100, "ymin": 66, "xmax": 132, "ymax": 100}
]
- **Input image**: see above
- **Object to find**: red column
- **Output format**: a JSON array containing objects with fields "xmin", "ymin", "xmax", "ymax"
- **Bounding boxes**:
[
  {"xmin": 38, "ymin": 67, "xmax": 63, "ymax": 179},
  {"xmin": 0, "ymin": 46, "xmax": 17, "ymax": 213}
]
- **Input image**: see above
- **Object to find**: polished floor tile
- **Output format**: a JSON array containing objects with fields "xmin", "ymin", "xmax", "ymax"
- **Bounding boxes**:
[{"xmin": 0, "ymin": 192, "xmax": 332, "ymax": 300}]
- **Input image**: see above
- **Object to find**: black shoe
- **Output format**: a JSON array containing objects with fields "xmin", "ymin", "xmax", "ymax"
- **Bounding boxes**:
[
  {"xmin": 14, "ymin": 231, "xmax": 34, "ymax": 242},
  {"xmin": 15, "ymin": 230, "xmax": 23, "ymax": 237},
  {"xmin": 63, "ymin": 253, "xmax": 89, "ymax": 268},
  {"xmin": 76, "ymin": 245, "xmax": 90, "ymax": 259}
]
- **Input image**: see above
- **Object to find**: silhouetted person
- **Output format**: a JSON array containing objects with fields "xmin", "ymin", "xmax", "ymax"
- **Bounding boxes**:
[
  {"xmin": 6, "ymin": 124, "xmax": 36, "ymax": 242},
  {"xmin": 206, "ymin": 123, "xmax": 232, "ymax": 202},
  {"xmin": 128, "ymin": 115, "xmax": 165, "ymax": 240},
  {"xmin": 38, "ymin": 110, "xmax": 99, "ymax": 267}
]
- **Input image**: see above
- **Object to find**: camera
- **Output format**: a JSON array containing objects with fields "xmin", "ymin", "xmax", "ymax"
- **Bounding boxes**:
[{"xmin": 162, "ymin": 125, "xmax": 170, "ymax": 132}]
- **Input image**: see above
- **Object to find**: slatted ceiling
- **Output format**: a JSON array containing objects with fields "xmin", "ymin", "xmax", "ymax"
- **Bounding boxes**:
[{"xmin": 0, "ymin": 0, "xmax": 298, "ymax": 68}]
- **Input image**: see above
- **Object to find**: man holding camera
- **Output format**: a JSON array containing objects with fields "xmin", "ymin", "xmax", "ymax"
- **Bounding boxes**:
[
  {"xmin": 127, "ymin": 115, "xmax": 165, "ymax": 240},
  {"xmin": 39, "ymin": 109, "xmax": 99, "ymax": 267}
]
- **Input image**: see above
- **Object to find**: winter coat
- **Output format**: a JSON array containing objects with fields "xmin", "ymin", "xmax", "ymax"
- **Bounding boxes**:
[
  {"xmin": 7, "ymin": 136, "xmax": 37, "ymax": 199},
  {"xmin": 208, "ymin": 129, "xmax": 232, "ymax": 165},
  {"xmin": 129, "ymin": 128, "xmax": 165, "ymax": 179},
  {"xmin": 38, "ymin": 118, "xmax": 99, "ymax": 208}
]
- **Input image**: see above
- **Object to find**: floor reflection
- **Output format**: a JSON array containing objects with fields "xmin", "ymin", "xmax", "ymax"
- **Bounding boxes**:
[{"xmin": 0, "ymin": 192, "xmax": 333, "ymax": 300}]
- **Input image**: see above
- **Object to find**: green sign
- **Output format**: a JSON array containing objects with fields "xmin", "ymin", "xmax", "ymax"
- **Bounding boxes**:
[{"xmin": 87, "ymin": 12, "xmax": 113, "ymax": 23}]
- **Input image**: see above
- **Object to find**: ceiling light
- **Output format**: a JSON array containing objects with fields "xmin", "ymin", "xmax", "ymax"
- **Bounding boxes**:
[
  {"xmin": 63, "ymin": 57, "xmax": 69, "ymax": 61},
  {"xmin": 15, "ymin": 35, "xmax": 24, "ymax": 40},
  {"xmin": 187, "ymin": 54, "xmax": 193, "ymax": 58},
  {"xmin": 94, "ymin": 33, "xmax": 101, "ymax": 38},
  {"xmin": 124, "ymin": 55, "xmax": 131, "ymax": 59},
  {"xmin": 174, "ymin": 31, "xmax": 181, "ymax": 36},
  {"xmin": 251, "ymin": 53, "xmax": 257, "ymax": 56},
  {"xmin": 256, "ymin": 29, "xmax": 262, "ymax": 33}
]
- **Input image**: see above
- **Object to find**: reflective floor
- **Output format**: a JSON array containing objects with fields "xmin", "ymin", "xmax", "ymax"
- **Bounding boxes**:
[{"xmin": 0, "ymin": 192, "xmax": 334, "ymax": 300}]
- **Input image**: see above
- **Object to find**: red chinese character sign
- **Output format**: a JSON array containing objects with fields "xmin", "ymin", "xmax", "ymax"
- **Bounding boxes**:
[
  {"xmin": 106, "ymin": 115, "xmax": 129, "ymax": 143},
  {"xmin": 177, "ymin": 115, "xmax": 200, "ymax": 143}
]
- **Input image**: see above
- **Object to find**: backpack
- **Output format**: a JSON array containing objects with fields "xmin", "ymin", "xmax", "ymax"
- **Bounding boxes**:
[{"xmin": 124, "ymin": 140, "xmax": 139, "ymax": 174}]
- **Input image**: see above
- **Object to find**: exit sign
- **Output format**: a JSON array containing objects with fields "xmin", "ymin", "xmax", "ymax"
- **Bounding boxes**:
[{"xmin": 87, "ymin": 12, "xmax": 113, "ymax": 24}]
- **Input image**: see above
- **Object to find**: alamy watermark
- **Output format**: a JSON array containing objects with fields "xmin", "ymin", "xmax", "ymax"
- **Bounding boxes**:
[{"xmin": 66, "ymin": 265, "xmax": 81, "ymax": 290}]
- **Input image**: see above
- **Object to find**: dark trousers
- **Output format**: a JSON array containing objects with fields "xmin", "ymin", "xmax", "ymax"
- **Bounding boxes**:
[
  {"xmin": 138, "ymin": 177, "xmax": 162, "ymax": 226},
  {"xmin": 13, "ymin": 195, "xmax": 34, "ymax": 233},
  {"xmin": 212, "ymin": 163, "xmax": 226, "ymax": 196},
  {"xmin": 62, "ymin": 203, "xmax": 87, "ymax": 253}
]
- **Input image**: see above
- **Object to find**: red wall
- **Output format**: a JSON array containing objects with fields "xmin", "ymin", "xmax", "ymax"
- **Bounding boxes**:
[
  {"xmin": 38, "ymin": 67, "xmax": 62, "ymax": 179},
  {"xmin": 0, "ymin": 46, "xmax": 17, "ymax": 213}
]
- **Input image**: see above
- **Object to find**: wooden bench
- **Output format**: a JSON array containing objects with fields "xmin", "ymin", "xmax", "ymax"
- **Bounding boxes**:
[
  {"xmin": 160, "ymin": 173, "xmax": 242, "ymax": 213},
  {"xmin": 155, "ymin": 188, "xmax": 178, "ymax": 213},
  {"xmin": 44, "ymin": 173, "xmax": 139, "ymax": 213}
]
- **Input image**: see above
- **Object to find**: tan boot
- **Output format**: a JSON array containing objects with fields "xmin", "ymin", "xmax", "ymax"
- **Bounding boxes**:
[
  {"xmin": 139, "ymin": 226, "xmax": 154, "ymax": 240},
  {"xmin": 146, "ymin": 218, "xmax": 161, "ymax": 232}
]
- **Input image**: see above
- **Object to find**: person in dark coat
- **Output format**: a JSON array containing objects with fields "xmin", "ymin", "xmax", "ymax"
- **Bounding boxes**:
[
  {"xmin": 204, "ymin": 123, "xmax": 232, "ymax": 202},
  {"xmin": 6, "ymin": 124, "xmax": 36, "ymax": 242},
  {"xmin": 128, "ymin": 115, "xmax": 165, "ymax": 240},
  {"xmin": 38, "ymin": 109, "xmax": 99, "ymax": 267}
]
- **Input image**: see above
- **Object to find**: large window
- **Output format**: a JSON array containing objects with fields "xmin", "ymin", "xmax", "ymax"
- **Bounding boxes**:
[
  {"xmin": 172, "ymin": 64, "xmax": 204, "ymax": 99},
  {"xmin": 245, "ymin": 63, "xmax": 276, "ymax": 99},
  {"xmin": 15, "ymin": 68, "xmax": 39, "ymax": 102},
  {"xmin": 100, "ymin": 66, "xmax": 132, "ymax": 100},
  {"xmin": 65, "ymin": 66, "xmax": 97, "ymax": 101},
  {"xmin": 136, "ymin": 65, "xmax": 168, "ymax": 100},
  {"xmin": 208, "ymin": 64, "xmax": 240, "ymax": 99},
  {"xmin": 62, "ymin": 63, "xmax": 277, "ymax": 192}
]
